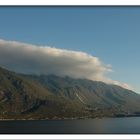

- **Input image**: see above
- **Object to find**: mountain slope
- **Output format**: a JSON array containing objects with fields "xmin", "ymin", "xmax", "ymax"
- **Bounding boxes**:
[
  {"xmin": 27, "ymin": 75, "xmax": 140, "ymax": 115},
  {"xmin": 0, "ymin": 66, "xmax": 140, "ymax": 119},
  {"xmin": 0, "ymin": 67, "xmax": 86, "ymax": 119}
]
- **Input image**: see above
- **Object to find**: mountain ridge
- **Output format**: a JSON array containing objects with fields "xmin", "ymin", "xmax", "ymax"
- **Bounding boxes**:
[{"xmin": 0, "ymin": 66, "xmax": 140, "ymax": 119}]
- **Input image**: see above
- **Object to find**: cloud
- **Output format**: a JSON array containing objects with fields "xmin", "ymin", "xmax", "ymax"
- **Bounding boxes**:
[{"xmin": 0, "ymin": 39, "xmax": 131, "ymax": 90}]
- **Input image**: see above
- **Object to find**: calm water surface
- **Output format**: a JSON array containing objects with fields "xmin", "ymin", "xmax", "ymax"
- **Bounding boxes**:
[{"xmin": 1, "ymin": 117, "xmax": 140, "ymax": 134}]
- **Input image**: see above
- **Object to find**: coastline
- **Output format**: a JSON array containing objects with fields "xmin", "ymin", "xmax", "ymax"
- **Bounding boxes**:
[{"xmin": 1, "ymin": 114, "xmax": 140, "ymax": 121}]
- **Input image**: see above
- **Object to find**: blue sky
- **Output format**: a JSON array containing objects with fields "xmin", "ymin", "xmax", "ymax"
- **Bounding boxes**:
[{"xmin": 0, "ymin": 7, "xmax": 140, "ymax": 92}]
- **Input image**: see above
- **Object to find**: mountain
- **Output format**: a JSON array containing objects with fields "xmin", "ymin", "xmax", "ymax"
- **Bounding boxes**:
[
  {"xmin": 0, "ymin": 66, "xmax": 140, "ymax": 119},
  {"xmin": 0, "ymin": 67, "xmax": 86, "ymax": 119},
  {"xmin": 27, "ymin": 74, "xmax": 140, "ymax": 117}
]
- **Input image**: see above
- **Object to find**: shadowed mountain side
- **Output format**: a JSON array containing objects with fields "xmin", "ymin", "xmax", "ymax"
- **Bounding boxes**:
[
  {"xmin": 0, "ymin": 66, "xmax": 140, "ymax": 119},
  {"xmin": 0, "ymin": 67, "xmax": 86, "ymax": 119}
]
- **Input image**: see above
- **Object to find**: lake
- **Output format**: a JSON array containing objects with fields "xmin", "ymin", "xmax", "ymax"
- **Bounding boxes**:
[{"xmin": 1, "ymin": 117, "xmax": 140, "ymax": 134}]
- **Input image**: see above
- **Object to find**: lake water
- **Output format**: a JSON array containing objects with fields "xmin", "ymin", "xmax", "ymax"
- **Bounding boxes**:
[{"xmin": 1, "ymin": 117, "xmax": 140, "ymax": 134}]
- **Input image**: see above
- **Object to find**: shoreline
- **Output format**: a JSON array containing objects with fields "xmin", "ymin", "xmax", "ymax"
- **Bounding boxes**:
[{"xmin": 1, "ymin": 114, "xmax": 140, "ymax": 121}]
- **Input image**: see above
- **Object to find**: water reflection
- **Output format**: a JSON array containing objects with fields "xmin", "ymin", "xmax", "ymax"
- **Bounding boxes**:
[{"xmin": 1, "ymin": 117, "xmax": 140, "ymax": 134}]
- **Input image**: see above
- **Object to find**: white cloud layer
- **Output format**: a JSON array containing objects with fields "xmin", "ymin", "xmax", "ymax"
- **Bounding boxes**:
[{"xmin": 0, "ymin": 39, "xmax": 131, "ymax": 89}]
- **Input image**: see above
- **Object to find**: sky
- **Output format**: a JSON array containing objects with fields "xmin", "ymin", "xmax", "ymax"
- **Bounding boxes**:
[{"xmin": 0, "ymin": 7, "xmax": 140, "ymax": 93}]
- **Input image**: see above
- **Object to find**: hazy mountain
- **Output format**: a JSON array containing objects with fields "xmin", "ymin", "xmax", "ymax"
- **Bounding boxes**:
[{"xmin": 0, "ymin": 66, "xmax": 140, "ymax": 119}]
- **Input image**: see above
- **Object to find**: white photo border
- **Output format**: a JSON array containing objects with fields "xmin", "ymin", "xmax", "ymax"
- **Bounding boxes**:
[{"xmin": 0, "ymin": 0, "xmax": 140, "ymax": 139}]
